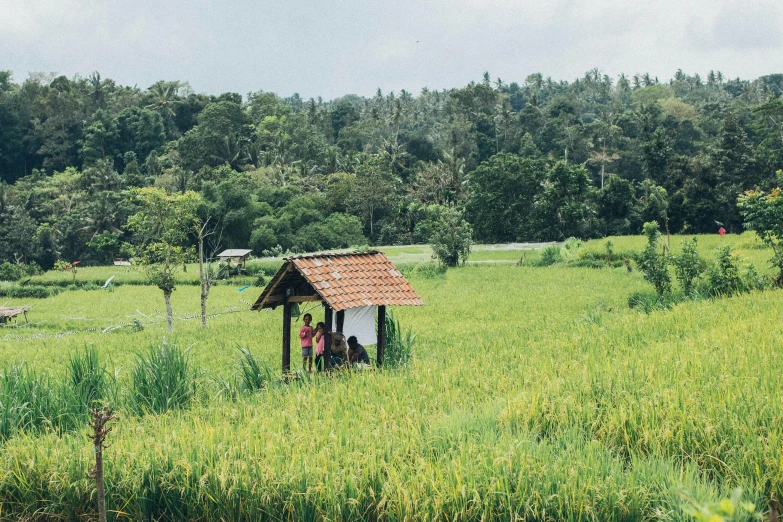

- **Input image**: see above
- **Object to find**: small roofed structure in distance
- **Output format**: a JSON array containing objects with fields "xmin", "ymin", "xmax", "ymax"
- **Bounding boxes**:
[
  {"xmin": 251, "ymin": 250, "xmax": 423, "ymax": 373},
  {"xmin": 0, "ymin": 305, "xmax": 32, "ymax": 325},
  {"xmin": 217, "ymin": 249, "xmax": 253, "ymax": 276}
]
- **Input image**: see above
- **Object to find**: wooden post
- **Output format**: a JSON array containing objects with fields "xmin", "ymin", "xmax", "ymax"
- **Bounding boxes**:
[
  {"xmin": 282, "ymin": 298, "xmax": 291, "ymax": 373},
  {"xmin": 336, "ymin": 310, "xmax": 345, "ymax": 333},
  {"xmin": 323, "ymin": 305, "xmax": 333, "ymax": 370},
  {"xmin": 377, "ymin": 305, "xmax": 386, "ymax": 368}
]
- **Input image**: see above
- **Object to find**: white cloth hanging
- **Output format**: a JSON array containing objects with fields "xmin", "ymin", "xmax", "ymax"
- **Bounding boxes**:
[{"xmin": 333, "ymin": 305, "xmax": 377, "ymax": 345}]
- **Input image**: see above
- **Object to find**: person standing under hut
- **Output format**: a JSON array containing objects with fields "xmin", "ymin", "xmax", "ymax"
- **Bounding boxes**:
[
  {"xmin": 299, "ymin": 313, "xmax": 314, "ymax": 374},
  {"xmin": 347, "ymin": 335, "xmax": 371, "ymax": 366},
  {"xmin": 314, "ymin": 322, "xmax": 326, "ymax": 372}
]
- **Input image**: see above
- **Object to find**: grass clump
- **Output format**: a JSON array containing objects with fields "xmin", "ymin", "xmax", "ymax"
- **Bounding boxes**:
[
  {"xmin": 383, "ymin": 311, "xmax": 416, "ymax": 368},
  {"xmin": 129, "ymin": 343, "xmax": 194, "ymax": 414},
  {"xmin": 236, "ymin": 347, "xmax": 271, "ymax": 392}
]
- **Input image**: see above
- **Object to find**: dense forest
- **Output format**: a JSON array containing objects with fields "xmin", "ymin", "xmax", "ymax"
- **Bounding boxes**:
[{"xmin": 1, "ymin": 68, "xmax": 782, "ymax": 268}]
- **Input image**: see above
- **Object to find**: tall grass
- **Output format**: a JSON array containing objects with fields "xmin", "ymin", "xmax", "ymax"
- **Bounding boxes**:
[
  {"xmin": 383, "ymin": 311, "xmax": 416, "ymax": 368},
  {"xmin": 129, "ymin": 343, "xmax": 194, "ymax": 414},
  {"xmin": 236, "ymin": 346, "xmax": 271, "ymax": 392}
]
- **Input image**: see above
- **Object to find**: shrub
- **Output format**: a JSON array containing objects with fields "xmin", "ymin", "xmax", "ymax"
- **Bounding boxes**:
[
  {"xmin": 562, "ymin": 237, "xmax": 583, "ymax": 260},
  {"xmin": 743, "ymin": 264, "xmax": 769, "ymax": 292},
  {"xmin": 672, "ymin": 238, "xmax": 704, "ymax": 298},
  {"xmin": 705, "ymin": 246, "xmax": 743, "ymax": 297},
  {"xmin": 537, "ymin": 245, "xmax": 563, "ymax": 266},
  {"xmin": 383, "ymin": 311, "xmax": 416, "ymax": 369},
  {"xmin": 636, "ymin": 222, "xmax": 671, "ymax": 296},
  {"xmin": 130, "ymin": 343, "xmax": 194, "ymax": 414},
  {"xmin": 0, "ymin": 261, "xmax": 43, "ymax": 282}
]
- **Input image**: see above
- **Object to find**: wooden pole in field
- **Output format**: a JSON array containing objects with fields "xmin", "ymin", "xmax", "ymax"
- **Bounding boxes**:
[
  {"xmin": 282, "ymin": 297, "xmax": 291, "ymax": 373},
  {"xmin": 377, "ymin": 305, "xmax": 386, "ymax": 368},
  {"xmin": 323, "ymin": 305, "xmax": 333, "ymax": 370},
  {"xmin": 87, "ymin": 407, "xmax": 115, "ymax": 522}
]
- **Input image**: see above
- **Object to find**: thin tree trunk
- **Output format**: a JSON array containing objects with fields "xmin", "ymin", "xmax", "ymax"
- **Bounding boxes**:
[
  {"xmin": 164, "ymin": 290, "xmax": 173, "ymax": 333},
  {"xmin": 198, "ymin": 234, "xmax": 208, "ymax": 327}
]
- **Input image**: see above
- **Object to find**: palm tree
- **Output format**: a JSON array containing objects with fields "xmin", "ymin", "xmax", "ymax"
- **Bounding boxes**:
[{"xmin": 146, "ymin": 81, "xmax": 182, "ymax": 118}]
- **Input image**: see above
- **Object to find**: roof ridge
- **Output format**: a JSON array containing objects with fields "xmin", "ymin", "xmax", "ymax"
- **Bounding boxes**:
[{"xmin": 284, "ymin": 250, "xmax": 382, "ymax": 260}]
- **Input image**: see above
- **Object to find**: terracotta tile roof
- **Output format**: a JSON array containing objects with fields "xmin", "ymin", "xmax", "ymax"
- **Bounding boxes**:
[{"xmin": 251, "ymin": 251, "xmax": 423, "ymax": 311}]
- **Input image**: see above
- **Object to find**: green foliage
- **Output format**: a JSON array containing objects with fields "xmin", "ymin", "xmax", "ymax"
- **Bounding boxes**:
[
  {"xmin": 127, "ymin": 188, "xmax": 200, "ymax": 294},
  {"xmin": 0, "ymin": 261, "xmax": 42, "ymax": 281},
  {"xmin": 429, "ymin": 206, "xmax": 472, "ymax": 267},
  {"xmin": 672, "ymin": 237, "xmax": 704, "ymax": 297},
  {"xmin": 636, "ymin": 221, "xmax": 671, "ymax": 296},
  {"xmin": 129, "ymin": 343, "xmax": 195, "ymax": 414},
  {"xmin": 0, "ymin": 282, "xmax": 56, "ymax": 299},
  {"xmin": 738, "ymin": 186, "xmax": 783, "ymax": 284},
  {"xmin": 705, "ymin": 245, "xmax": 744, "ymax": 297},
  {"xmin": 67, "ymin": 347, "xmax": 109, "ymax": 408},
  {"xmin": 236, "ymin": 347, "xmax": 271, "ymax": 392},
  {"xmin": 681, "ymin": 488, "xmax": 758, "ymax": 522},
  {"xmin": 412, "ymin": 261, "xmax": 448, "ymax": 278},
  {"xmin": 537, "ymin": 244, "xmax": 563, "ymax": 266}
]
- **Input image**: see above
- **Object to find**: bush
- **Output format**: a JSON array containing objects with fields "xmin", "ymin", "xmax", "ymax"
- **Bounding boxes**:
[
  {"xmin": 537, "ymin": 245, "xmax": 563, "ymax": 266},
  {"xmin": 130, "ymin": 343, "xmax": 194, "ymax": 414},
  {"xmin": 383, "ymin": 311, "xmax": 416, "ymax": 368},
  {"xmin": 636, "ymin": 222, "xmax": 671, "ymax": 296},
  {"xmin": 0, "ymin": 261, "xmax": 43, "ymax": 282},
  {"xmin": 672, "ymin": 238, "xmax": 704, "ymax": 298},
  {"xmin": 704, "ymin": 246, "xmax": 743, "ymax": 297}
]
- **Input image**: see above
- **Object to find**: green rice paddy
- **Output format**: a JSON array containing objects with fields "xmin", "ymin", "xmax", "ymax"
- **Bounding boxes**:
[{"xmin": 0, "ymin": 234, "xmax": 779, "ymax": 520}]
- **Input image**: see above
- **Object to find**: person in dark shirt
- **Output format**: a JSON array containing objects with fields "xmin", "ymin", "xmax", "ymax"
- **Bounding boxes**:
[{"xmin": 347, "ymin": 335, "xmax": 370, "ymax": 365}]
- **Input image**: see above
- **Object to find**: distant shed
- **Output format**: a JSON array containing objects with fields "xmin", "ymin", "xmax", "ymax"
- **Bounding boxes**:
[
  {"xmin": 0, "ymin": 305, "xmax": 32, "ymax": 325},
  {"xmin": 218, "ymin": 249, "xmax": 252, "ymax": 263},
  {"xmin": 251, "ymin": 251, "xmax": 423, "ymax": 371}
]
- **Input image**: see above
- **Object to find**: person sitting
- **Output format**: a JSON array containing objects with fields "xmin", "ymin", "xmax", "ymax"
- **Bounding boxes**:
[
  {"xmin": 330, "ymin": 332, "xmax": 349, "ymax": 367},
  {"xmin": 347, "ymin": 335, "xmax": 371, "ymax": 366}
]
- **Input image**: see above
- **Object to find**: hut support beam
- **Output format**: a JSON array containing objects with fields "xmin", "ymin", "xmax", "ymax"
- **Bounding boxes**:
[
  {"xmin": 282, "ymin": 298, "xmax": 291, "ymax": 373},
  {"xmin": 377, "ymin": 305, "xmax": 386, "ymax": 368},
  {"xmin": 323, "ymin": 305, "xmax": 333, "ymax": 371}
]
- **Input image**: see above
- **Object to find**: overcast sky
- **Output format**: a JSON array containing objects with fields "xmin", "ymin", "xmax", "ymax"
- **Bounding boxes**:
[{"xmin": 2, "ymin": 0, "xmax": 782, "ymax": 100}]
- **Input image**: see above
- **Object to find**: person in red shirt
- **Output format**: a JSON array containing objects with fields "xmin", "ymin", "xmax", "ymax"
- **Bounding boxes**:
[{"xmin": 299, "ymin": 313, "xmax": 314, "ymax": 374}]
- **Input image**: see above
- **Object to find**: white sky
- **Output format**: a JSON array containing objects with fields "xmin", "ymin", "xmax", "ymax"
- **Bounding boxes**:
[{"xmin": 1, "ymin": 0, "xmax": 781, "ymax": 99}]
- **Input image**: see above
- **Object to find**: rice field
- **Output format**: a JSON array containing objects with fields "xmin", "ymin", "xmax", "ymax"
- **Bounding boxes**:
[{"xmin": 0, "ymin": 234, "xmax": 780, "ymax": 520}]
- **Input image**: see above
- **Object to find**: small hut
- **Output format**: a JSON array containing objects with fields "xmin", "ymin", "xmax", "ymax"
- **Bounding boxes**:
[
  {"xmin": 0, "ymin": 305, "xmax": 32, "ymax": 325},
  {"xmin": 251, "ymin": 251, "xmax": 423, "ymax": 371},
  {"xmin": 217, "ymin": 249, "xmax": 252, "ymax": 275}
]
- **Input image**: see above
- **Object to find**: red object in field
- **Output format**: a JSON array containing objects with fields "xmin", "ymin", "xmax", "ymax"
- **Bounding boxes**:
[{"xmin": 718, "ymin": 227, "xmax": 726, "ymax": 236}]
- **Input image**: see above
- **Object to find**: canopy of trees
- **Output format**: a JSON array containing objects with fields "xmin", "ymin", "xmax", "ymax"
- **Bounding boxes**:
[{"xmin": 1, "ymin": 68, "xmax": 782, "ymax": 268}]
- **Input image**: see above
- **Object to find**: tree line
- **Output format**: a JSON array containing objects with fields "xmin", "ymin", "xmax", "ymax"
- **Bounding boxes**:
[{"xmin": 1, "ymin": 68, "xmax": 782, "ymax": 268}]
